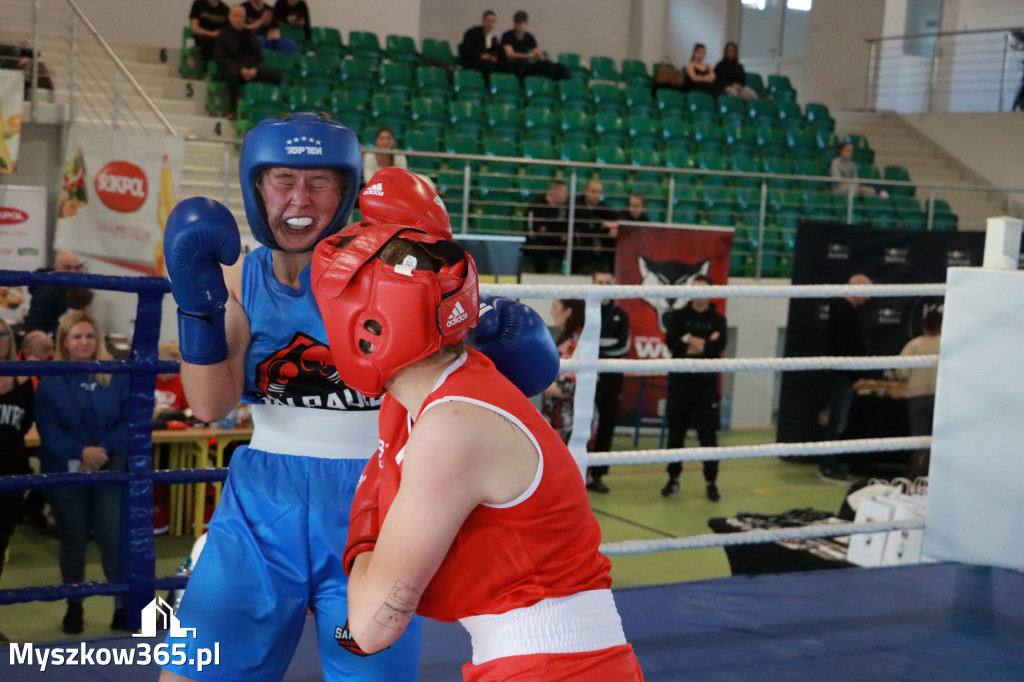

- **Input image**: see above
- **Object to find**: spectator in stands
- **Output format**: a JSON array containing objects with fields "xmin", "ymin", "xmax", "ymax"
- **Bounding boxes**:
[
  {"xmin": 660, "ymin": 274, "xmax": 726, "ymax": 501},
  {"xmin": 818, "ymin": 273, "xmax": 872, "ymax": 483},
  {"xmin": 273, "ymin": 0, "xmax": 311, "ymax": 43},
  {"xmin": 715, "ymin": 42, "xmax": 758, "ymax": 100},
  {"xmin": 0, "ymin": 317, "xmax": 33, "ymax": 584},
  {"xmin": 242, "ymin": 0, "xmax": 299, "ymax": 54},
  {"xmin": 542, "ymin": 299, "xmax": 587, "ymax": 445},
  {"xmin": 16, "ymin": 330, "xmax": 51, "ymax": 529},
  {"xmin": 682, "ymin": 43, "xmax": 717, "ymax": 96},
  {"xmin": 587, "ymin": 267, "xmax": 630, "ymax": 494},
  {"xmin": 361, "ymin": 127, "xmax": 408, "ymax": 185},
  {"xmin": 619, "ymin": 193, "xmax": 651, "ymax": 222},
  {"xmin": 573, "ymin": 179, "xmax": 619, "ymax": 274},
  {"xmin": 526, "ymin": 179, "xmax": 569, "ymax": 274},
  {"xmin": 188, "ymin": 0, "xmax": 231, "ymax": 68},
  {"xmin": 35, "ymin": 310, "xmax": 131, "ymax": 634},
  {"xmin": 21, "ymin": 330, "xmax": 54, "ymax": 365},
  {"xmin": 23, "ymin": 251, "xmax": 86, "ymax": 335},
  {"xmin": 214, "ymin": 5, "xmax": 283, "ymax": 115},
  {"xmin": 500, "ymin": 10, "xmax": 567, "ymax": 82},
  {"xmin": 829, "ymin": 141, "xmax": 877, "ymax": 197},
  {"xmin": 459, "ymin": 10, "xmax": 506, "ymax": 80}
]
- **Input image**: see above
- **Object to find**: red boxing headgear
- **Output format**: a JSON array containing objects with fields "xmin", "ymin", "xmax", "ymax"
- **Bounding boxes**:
[
  {"xmin": 312, "ymin": 222, "xmax": 479, "ymax": 397},
  {"xmin": 358, "ymin": 167, "xmax": 453, "ymax": 239}
]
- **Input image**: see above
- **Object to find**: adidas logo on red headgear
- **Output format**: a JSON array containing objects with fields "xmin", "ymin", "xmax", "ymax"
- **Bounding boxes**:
[
  {"xmin": 446, "ymin": 302, "xmax": 468, "ymax": 328},
  {"xmin": 363, "ymin": 182, "xmax": 384, "ymax": 197}
]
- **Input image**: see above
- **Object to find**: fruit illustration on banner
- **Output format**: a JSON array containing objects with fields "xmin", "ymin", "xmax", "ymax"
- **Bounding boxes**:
[
  {"xmin": 155, "ymin": 154, "xmax": 175, "ymax": 276},
  {"xmin": 0, "ymin": 100, "xmax": 13, "ymax": 173},
  {"xmin": 59, "ymin": 148, "xmax": 88, "ymax": 217}
]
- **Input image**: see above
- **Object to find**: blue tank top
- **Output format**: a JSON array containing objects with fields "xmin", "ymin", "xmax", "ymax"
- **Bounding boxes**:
[{"xmin": 241, "ymin": 247, "xmax": 381, "ymax": 412}]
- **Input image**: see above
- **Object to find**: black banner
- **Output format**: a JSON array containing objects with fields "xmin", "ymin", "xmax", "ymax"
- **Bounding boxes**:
[{"xmin": 776, "ymin": 222, "xmax": 985, "ymax": 444}]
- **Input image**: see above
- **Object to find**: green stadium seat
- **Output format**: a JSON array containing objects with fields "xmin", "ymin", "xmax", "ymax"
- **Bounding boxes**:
[
  {"xmin": 857, "ymin": 195, "xmax": 895, "ymax": 228},
  {"xmin": 421, "ymin": 38, "xmax": 456, "ymax": 67},
  {"xmin": 444, "ymin": 133, "xmax": 481, "ymax": 156},
  {"xmin": 557, "ymin": 52, "xmax": 589, "ymax": 81},
  {"xmin": 785, "ymin": 127, "xmax": 816, "ymax": 153},
  {"xmin": 558, "ymin": 78, "xmax": 590, "ymax": 109},
  {"xmin": 630, "ymin": 147, "xmax": 664, "ymax": 187},
  {"xmin": 624, "ymin": 84, "xmax": 655, "ymax": 118},
  {"xmin": 718, "ymin": 95, "xmax": 746, "ymax": 119},
  {"xmin": 655, "ymin": 89, "xmax": 686, "ymax": 117},
  {"xmin": 340, "ymin": 57, "xmax": 377, "ymax": 89},
  {"xmin": 436, "ymin": 169, "xmax": 468, "ymax": 223},
  {"xmin": 277, "ymin": 24, "xmax": 307, "ymax": 51},
  {"xmin": 483, "ymin": 136, "xmax": 520, "ymax": 176},
  {"xmin": 661, "ymin": 119, "xmax": 692, "ymax": 149},
  {"xmin": 559, "ymin": 141, "xmax": 594, "ymax": 177},
  {"xmin": 489, "ymin": 72, "xmax": 522, "ymax": 105},
  {"xmin": 385, "ymin": 34, "xmax": 418, "ymax": 63},
  {"xmin": 487, "ymin": 102, "xmax": 523, "ymax": 139},
  {"xmin": 627, "ymin": 116, "xmax": 660, "ymax": 150},
  {"xmin": 410, "ymin": 97, "xmax": 447, "ymax": 136},
  {"xmin": 298, "ymin": 54, "xmax": 341, "ymax": 90},
  {"xmin": 348, "ymin": 31, "xmax": 382, "ymax": 58},
  {"xmin": 453, "ymin": 69, "xmax": 487, "ymax": 101},
  {"xmin": 603, "ymin": 180, "xmax": 631, "ymax": 209},
  {"xmin": 745, "ymin": 72, "xmax": 767, "ymax": 98},
  {"xmin": 524, "ymin": 104, "xmax": 558, "ymax": 139},
  {"xmin": 893, "ymin": 196, "xmax": 925, "ymax": 229},
  {"xmin": 620, "ymin": 59, "xmax": 650, "ymax": 87},
  {"xmin": 379, "ymin": 61, "xmax": 414, "ymax": 96},
  {"xmin": 729, "ymin": 154, "xmax": 760, "ymax": 189},
  {"xmin": 449, "ymin": 99, "xmax": 484, "ymax": 137},
  {"xmin": 590, "ymin": 55, "xmax": 619, "ymax": 82},
  {"xmin": 696, "ymin": 152, "xmax": 729, "ymax": 187},
  {"xmin": 309, "ymin": 27, "xmax": 344, "ymax": 58},
  {"xmin": 767, "ymin": 74, "xmax": 794, "ymax": 94},
  {"xmin": 524, "ymin": 75, "xmax": 557, "ymax": 106},
  {"xmin": 594, "ymin": 144, "xmax": 628, "ymax": 181},
  {"xmin": 803, "ymin": 190, "xmax": 843, "ymax": 221},
  {"xmin": 237, "ymin": 83, "xmax": 287, "ymax": 135},
  {"xmin": 370, "ymin": 92, "xmax": 406, "ymax": 132},
  {"xmin": 747, "ymin": 98, "xmax": 777, "ymax": 121},
  {"xmin": 844, "ymin": 134, "xmax": 875, "ymax": 165},
  {"xmin": 775, "ymin": 100, "xmax": 803, "ymax": 124},
  {"xmin": 686, "ymin": 91, "xmax": 716, "ymax": 115},
  {"xmin": 590, "ymin": 83, "xmax": 624, "ymax": 112},
  {"xmin": 286, "ymin": 85, "xmax": 330, "ymax": 112},
  {"xmin": 804, "ymin": 103, "xmax": 834, "ymax": 132},
  {"xmin": 179, "ymin": 27, "xmax": 205, "ymax": 79},
  {"xmin": 261, "ymin": 50, "xmax": 296, "ymax": 84},
  {"xmin": 416, "ymin": 65, "xmax": 450, "ymax": 99},
  {"xmin": 594, "ymin": 111, "xmax": 626, "ymax": 148},
  {"xmin": 884, "ymin": 165, "xmax": 914, "ymax": 196},
  {"xmin": 664, "ymin": 148, "xmax": 699, "ymax": 188},
  {"xmin": 794, "ymin": 158, "xmax": 829, "ymax": 192},
  {"xmin": 402, "ymin": 130, "xmax": 441, "ymax": 174}
]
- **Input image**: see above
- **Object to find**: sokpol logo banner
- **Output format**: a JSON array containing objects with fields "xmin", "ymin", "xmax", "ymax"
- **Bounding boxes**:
[
  {"xmin": 55, "ymin": 123, "xmax": 184, "ymax": 275},
  {"xmin": 0, "ymin": 184, "xmax": 46, "ymax": 320},
  {"xmin": 0, "ymin": 69, "xmax": 24, "ymax": 174}
]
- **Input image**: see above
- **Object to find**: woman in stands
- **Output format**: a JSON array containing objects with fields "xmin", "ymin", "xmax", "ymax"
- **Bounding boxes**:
[
  {"xmin": 362, "ymin": 127, "xmax": 408, "ymax": 186},
  {"xmin": 715, "ymin": 42, "xmax": 758, "ymax": 100},
  {"xmin": 682, "ymin": 43, "xmax": 717, "ymax": 96}
]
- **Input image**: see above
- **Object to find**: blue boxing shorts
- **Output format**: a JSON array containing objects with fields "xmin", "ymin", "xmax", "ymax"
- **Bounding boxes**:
[{"xmin": 160, "ymin": 445, "xmax": 422, "ymax": 681}]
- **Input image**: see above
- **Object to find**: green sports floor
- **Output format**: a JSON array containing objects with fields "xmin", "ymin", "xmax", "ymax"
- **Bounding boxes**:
[{"xmin": 0, "ymin": 427, "xmax": 856, "ymax": 644}]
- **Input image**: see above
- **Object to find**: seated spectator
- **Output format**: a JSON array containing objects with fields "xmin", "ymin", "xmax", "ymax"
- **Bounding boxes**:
[
  {"xmin": 525, "ymin": 179, "xmax": 569, "ymax": 274},
  {"xmin": 16, "ymin": 329, "xmax": 51, "ymax": 529},
  {"xmin": 214, "ymin": 5, "xmax": 284, "ymax": 114},
  {"xmin": 573, "ymin": 179, "xmax": 619, "ymax": 274},
  {"xmin": 829, "ymin": 141, "xmax": 877, "ymax": 197},
  {"xmin": 459, "ymin": 10, "xmax": 506, "ymax": 79},
  {"xmin": 273, "ymin": 0, "xmax": 311, "ymax": 43},
  {"xmin": 154, "ymin": 341, "xmax": 188, "ymax": 418},
  {"xmin": 500, "ymin": 10, "xmax": 567, "ymax": 82},
  {"xmin": 894, "ymin": 308, "xmax": 942, "ymax": 478},
  {"xmin": 189, "ymin": 0, "xmax": 230, "ymax": 69},
  {"xmin": 619, "ymin": 193, "xmax": 651, "ymax": 222},
  {"xmin": 242, "ymin": 0, "xmax": 299, "ymax": 54},
  {"xmin": 23, "ymin": 251, "xmax": 86, "ymax": 335},
  {"xmin": 361, "ymin": 127, "xmax": 408, "ymax": 185},
  {"xmin": 682, "ymin": 43, "xmax": 716, "ymax": 96},
  {"xmin": 0, "ymin": 317, "xmax": 33, "ymax": 584},
  {"xmin": 715, "ymin": 42, "xmax": 758, "ymax": 100},
  {"xmin": 35, "ymin": 310, "xmax": 131, "ymax": 634}
]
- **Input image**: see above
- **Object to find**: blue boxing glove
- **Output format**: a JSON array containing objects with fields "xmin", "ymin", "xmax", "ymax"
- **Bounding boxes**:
[
  {"xmin": 470, "ymin": 296, "xmax": 560, "ymax": 397},
  {"xmin": 164, "ymin": 197, "xmax": 241, "ymax": 365}
]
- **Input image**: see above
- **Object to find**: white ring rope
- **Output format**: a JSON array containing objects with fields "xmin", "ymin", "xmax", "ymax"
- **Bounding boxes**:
[
  {"xmin": 560, "ymin": 354, "xmax": 939, "ymax": 373},
  {"xmin": 587, "ymin": 436, "xmax": 932, "ymax": 467},
  {"xmin": 480, "ymin": 282, "xmax": 947, "ymax": 300},
  {"xmin": 482, "ymin": 279, "xmax": 941, "ymax": 557},
  {"xmin": 599, "ymin": 519, "xmax": 926, "ymax": 556}
]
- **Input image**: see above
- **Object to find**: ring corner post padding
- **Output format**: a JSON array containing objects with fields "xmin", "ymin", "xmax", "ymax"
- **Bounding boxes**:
[{"xmin": 925, "ymin": 266, "xmax": 1024, "ymax": 570}]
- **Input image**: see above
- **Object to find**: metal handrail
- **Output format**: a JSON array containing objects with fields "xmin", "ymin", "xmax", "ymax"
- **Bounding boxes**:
[
  {"xmin": 64, "ymin": 0, "xmax": 177, "ymax": 135},
  {"xmin": 865, "ymin": 25, "xmax": 1024, "ymax": 43}
]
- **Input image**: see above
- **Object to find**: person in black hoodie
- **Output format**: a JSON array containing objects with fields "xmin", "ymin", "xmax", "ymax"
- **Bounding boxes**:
[
  {"xmin": 214, "ymin": 5, "xmax": 283, "ymax": 113},
  {"xmin": 0, "ymin": 317, "xmax": 33, "ymax": 585},
  {"xmin": 660, "ymin": 274, "xmax": 727, "ymax": 501}
]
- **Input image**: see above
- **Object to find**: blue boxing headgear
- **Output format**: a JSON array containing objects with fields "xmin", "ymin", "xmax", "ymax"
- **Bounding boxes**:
[{"xmin": 238, "ymin": 112, "xmax": 362, "ymax": 251}]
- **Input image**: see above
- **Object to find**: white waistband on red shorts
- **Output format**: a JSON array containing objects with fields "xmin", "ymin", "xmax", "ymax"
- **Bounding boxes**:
[
  {"xmin": 458, "ymin": 589, "xmax": 627, "ymax": 665},
  {"xmin": 248, "ymin": 404, "xmax": 379, "ymax": 459}
]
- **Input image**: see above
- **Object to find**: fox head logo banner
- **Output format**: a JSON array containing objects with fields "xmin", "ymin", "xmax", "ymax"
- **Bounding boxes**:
[
  {"xmin": 254, "ymin": 332, "xmax": 379, "ymax": 411},
  {"xmin": 637, "ymin": 255, "xmax": 712, "ymax": 333}
]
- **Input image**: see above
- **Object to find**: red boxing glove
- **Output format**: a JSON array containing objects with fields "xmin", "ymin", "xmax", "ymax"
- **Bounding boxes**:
[
  {"xmin": 343, "ymin": 457, "xmax": 382, "ymax": 577},
  {"xmin": 359, "ymin": 167, "xmax": 452, "ymax": 239}
]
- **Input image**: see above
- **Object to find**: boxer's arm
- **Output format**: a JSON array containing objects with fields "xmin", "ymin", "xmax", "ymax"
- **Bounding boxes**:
[
  {"xmin": 180, "ymin": 261, "xmax": 249, "ymax": 422},
  {"xmin": 347, "ymin": 401, "xmax": 536, "ymax": 653}
]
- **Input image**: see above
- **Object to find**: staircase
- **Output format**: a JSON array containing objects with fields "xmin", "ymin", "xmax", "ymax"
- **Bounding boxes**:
[{"xmin": 832, "ymin": 110, "xmax": 1010, "ymax": 231}]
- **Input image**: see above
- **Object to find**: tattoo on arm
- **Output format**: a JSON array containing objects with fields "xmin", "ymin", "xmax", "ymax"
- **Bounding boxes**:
[{"xmin": 372, "ymin": 581, "xmax": 422, "ymax": 630}]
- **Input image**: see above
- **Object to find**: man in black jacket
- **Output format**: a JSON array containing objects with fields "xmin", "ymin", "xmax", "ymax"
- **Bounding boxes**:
[
  {"xmin": 459, "ymin": 10, "xmax": 506, "ymax": 79},
  {"xmin": 587, "ymin": 267, "xmax": 630, "ymax": 493},
  {"xmin": 525, "ymin": 179, "xmax": 568, "ymax": 273},
  {"xmin": 661, "ymin": 275, "xmax": 727, "ymax": 501},
  {"xmin": 214, "ymin": 5, "xmax": 283, "ymax": 113}
]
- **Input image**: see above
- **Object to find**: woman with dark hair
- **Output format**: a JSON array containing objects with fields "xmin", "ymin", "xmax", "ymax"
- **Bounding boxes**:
[
  {"xmin": 362, "ymin": 127, "xmax": 408, "ymax": 185},
  {"xmin": 35, "ymin": 310, "xmax": 131, "ymax": 633},
  {"xmin": 682, "ymin": 43, "xmax": 716, "ymax": 95},
  {"xmin": 543, "ymin": 299, "xmax": 586, "ymax": 444},
  {"xmin": 715, "ymin": 42, "xmax": 757, "ymax": 99},
  {"xmin": 0, "ymin": 317, "xmax": 33, "ymax": 583}
]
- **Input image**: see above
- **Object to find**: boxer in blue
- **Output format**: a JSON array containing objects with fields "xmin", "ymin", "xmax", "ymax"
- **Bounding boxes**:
[{"xmin": 159, "ymin": 113, "xmax": 557, "ymax": 681}]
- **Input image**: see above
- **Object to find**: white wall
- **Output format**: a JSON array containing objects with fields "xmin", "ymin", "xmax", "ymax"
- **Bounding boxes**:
[{"xmin": 665, "ymin": 0, "xmax": 728, "ymax": 67}]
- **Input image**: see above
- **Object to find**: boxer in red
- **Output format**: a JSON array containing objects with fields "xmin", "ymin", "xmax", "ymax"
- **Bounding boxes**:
[{"xmin": 312, "ymin": 223, "xmax": 644, "ymax": 681}]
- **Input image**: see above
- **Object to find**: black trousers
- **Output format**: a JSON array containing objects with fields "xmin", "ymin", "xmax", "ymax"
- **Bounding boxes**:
[
  {"xmin": 590, "ymin": 373, "xmax": 623, "ymax": 478},
  {"xmin": 0, "ymin": 490, "xmax": 24, "ymax": 581},
  {"xmin": 665, "ymin": 378, "xmax": 719, "ymax": 483}
]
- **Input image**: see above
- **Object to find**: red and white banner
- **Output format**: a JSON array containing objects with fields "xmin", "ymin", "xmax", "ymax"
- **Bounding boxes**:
[
  {"xmin": 0, "ymin": 185, "xmax": 46, "ymax": 320},
  {"xmin": 613, "ymin": 222, "xmax": 733, "ymax": 423},
  {"xmin": 54, "ymin": 124, "xmax": 184, "ymax": 276},
  {"xmin": 0, "ymin": 69, "xmax": 24, "ymax": 174}
]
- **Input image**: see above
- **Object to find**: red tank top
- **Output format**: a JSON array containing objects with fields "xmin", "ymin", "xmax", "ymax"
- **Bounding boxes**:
[{"xmin": 374, "ymin": 349, "xmax": 612, "ymax": 621}]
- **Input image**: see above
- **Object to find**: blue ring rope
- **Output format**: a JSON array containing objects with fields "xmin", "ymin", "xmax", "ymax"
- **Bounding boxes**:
[{"xmin": 0, "ymin": 270, "xmax": 208, "ymax": 627}]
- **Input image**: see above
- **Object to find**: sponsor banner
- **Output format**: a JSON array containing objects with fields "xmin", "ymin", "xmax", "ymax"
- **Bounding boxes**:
[
  {"xmin": 54, "ymin": 124, "xmax": 184, "ymax": 274},
  {"xmin": 0, "ymin": 185, "xmax": 46, "ymax": 320},
  {"xmin": 613, "ymin": 223, "xmax": 733, "ymax": 425},
  {"xmin": 0, "ymin": 69, "xmax": 23, "ymax": 174},
  {"xmin": 776, "ymin": 222, "xmax": 994, "ymax": 445}
]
